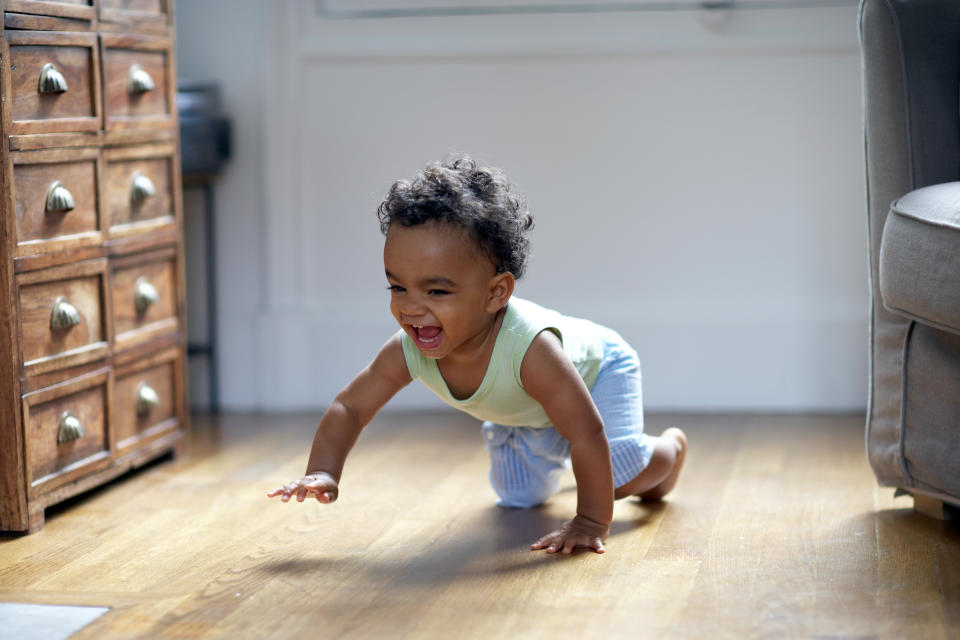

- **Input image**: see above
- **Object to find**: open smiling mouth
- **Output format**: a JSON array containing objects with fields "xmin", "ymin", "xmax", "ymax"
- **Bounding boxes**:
[{"xmin": 411, "ymin": 324, "xmax": 442, "ymax": 347}]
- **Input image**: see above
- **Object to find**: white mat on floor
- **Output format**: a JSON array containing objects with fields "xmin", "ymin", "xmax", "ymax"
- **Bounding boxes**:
[{"xmin": 0, "ymin": 603, "xmax": 109, "ymax": 640}]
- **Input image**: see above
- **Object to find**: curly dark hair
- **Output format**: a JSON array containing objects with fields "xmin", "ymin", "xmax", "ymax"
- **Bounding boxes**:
[{"xmin": 377, "ymin": 154, "xmax": 535, "ymax": 279}]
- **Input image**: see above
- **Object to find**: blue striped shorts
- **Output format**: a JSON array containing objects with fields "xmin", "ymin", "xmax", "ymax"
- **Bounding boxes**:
[{"xmin": 481, "ymin": 328, "xmax": 653, "ymax": 508}]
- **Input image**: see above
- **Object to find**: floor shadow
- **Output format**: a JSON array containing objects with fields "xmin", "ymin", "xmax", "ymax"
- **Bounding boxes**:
[
  {"xmin": 265, "ymin": 498, "xmax": 670, "ymax": 594},
  {"xmin": 257, "ymin": 555, "xmax": 363, "ymax": 578},
  {"xmin": 610, "ymin": 500, "xmax": 666, "ymax": 536},
  {"xmin": 869, "ymin": 505, "xmax": 960, "ymax": 537}
]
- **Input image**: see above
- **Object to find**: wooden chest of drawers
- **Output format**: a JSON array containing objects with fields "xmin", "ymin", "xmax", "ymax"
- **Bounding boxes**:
[{"xmin": 0, "ymin": 0, "xmax": 187, "ymax": 533}]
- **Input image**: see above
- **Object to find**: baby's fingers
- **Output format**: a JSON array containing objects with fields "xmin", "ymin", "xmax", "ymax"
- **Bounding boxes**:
[
  {"xmin": 296, "ymin": 484, "xmax": 332, "ymax": 503},
  {"xmin": 532, "ymin": 534, "xmax": 604, "ymax": 554},
  {"xmin": 548, "ymin": 535, "xmax": 606, "ymax": 554},
  {"xmin": 561, "ymin": 536, "xmax": 605, "ymax": 554},
  {"xmin": 266, "ymin": 483, "xmax": 296, "ymax": 501},
  {"xmin": 531, "ymin": 533, "xmax": 558, "ymax": 551},
  {"xmin": 532, "ymin": 536, "xmax": 568, "ymax": 554},
  {"xmin": 315, "ymin": 490, "xmax": 337, "ymax": 504},
  {"xmin": 266, "ymin": 480, "xmax": 308, "ymax": 502}
]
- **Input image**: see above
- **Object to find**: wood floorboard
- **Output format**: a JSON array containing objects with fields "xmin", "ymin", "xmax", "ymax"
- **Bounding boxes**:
[{"xmin": 0, "ymin": 411, "xmax": 957, "ymax": 639}]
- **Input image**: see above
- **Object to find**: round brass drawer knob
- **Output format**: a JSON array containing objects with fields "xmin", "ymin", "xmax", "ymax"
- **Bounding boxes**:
[
  {"xmin": 130, "ymin": 171, "xmax": 156, "ymax": 204},
  {"xmin": 127, "ymin": 64, "xmax": 155, "ymax": 94},
  {"xmin": 50, "ymin": 297, "xmax": 81, "ymax": 331},
  {"xmin": 38, "ymin": 63, "xmax": 68, "ymax": 94},
  {"xmin": 134, "ymin": 277, "xmax": 158, "ymax": 314},
  {"xmin": 57, "ymin": 411, "xmax": 85, "ymax": 444},
  {"xmin": 45, "ymin": 181, "xmax": 76, "ymax": 213},
  {"xmin": 136, "ymin": 383, "xmax": 160, "ymax": 416}
]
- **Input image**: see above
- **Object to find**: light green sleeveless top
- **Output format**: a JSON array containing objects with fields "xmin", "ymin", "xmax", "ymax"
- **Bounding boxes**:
[{"xmin": 399, "ymin": 297, "xmax": 606, "ymax": 428}]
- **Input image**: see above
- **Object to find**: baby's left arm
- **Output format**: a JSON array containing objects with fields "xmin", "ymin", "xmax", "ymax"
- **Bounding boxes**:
[{"xmin": 520, "ymin": 330, "xmax": 614, "ymax": 554}]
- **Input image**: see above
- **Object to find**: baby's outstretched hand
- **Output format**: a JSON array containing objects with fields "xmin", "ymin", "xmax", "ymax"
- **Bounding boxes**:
[
  {"xmin": 267, "ymin": 472, "xmax": 339, "ymax": 504},
  {"xmin": 531, "ymin": 515, "xmax": 609, "ymax": 554}
]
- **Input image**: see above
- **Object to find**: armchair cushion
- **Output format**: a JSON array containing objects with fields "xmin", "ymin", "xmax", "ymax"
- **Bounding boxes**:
[{"xmin": 879, "ymin": 181, "xmax": 960, "ymax": 335}]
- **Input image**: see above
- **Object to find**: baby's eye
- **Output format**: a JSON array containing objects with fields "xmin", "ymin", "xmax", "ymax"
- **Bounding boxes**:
[
  {"xmin": 387, "ymin": 285, "xmax": 405, "ymax": 294},
  {"xmin": 428, "ymin": 289, "xmax": 451, "ymax": 296}
]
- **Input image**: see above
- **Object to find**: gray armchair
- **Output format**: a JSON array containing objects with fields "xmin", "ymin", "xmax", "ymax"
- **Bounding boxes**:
[{"xmin": 860, "ymin": 0, "xmax": 960, "ymax": 517}]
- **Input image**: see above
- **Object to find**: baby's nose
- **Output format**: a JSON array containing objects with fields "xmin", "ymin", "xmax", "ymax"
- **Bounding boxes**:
[{"xmin": 400, "ymin": 305, "xmax": 426, "ymax": 322}]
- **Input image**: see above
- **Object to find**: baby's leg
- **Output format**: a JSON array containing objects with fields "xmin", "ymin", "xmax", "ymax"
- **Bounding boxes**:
[
  {"xmin": 613, "ymin": 428, "xmax": 686, "ymax": 501},
  {"xmin": 588, "ymin": 330, "xmax": 686, "ymax": 501},
  {"xmin": 483, "ymin": 422, "xmax": 569, "ymax": 508}
]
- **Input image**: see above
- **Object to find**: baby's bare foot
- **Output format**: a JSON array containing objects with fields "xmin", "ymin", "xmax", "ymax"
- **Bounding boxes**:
[{"xmin": 639, "ymin": 428, "xmax": 687, "ymax": 501}]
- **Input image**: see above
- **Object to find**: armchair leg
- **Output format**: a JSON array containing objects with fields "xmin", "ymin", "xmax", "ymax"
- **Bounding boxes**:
[{"xmin": 913, "ymin": 494, "xmax": 957, "ymax": 521}]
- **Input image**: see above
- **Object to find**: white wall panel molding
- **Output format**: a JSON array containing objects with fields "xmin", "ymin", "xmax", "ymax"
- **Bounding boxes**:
[
  {"xmin": 264, "ymin": 0, "xmax": 308, "ymax": 308},
  {"xmin": 293, "ymin": 3, "xmax": 857, "ymax": 58}
]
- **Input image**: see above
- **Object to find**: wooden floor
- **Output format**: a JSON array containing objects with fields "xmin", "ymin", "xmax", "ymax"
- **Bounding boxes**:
[{"xmin": 1, "ymin": 411, "xmax": 958, "ymax": 639}]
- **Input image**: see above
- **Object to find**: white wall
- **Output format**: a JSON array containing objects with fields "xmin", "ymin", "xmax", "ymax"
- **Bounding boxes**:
[
  {"xmin": 176, "ymin": 1, "xmax": 867, "ymax": 413},
  {"xmin": 176, "ymin": 0, "xmax": 268, "ymax": 409}
]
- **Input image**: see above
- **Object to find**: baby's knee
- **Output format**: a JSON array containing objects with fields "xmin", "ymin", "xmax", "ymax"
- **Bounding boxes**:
[
  {"xmin": 485, "ymin": 424, "xmax": 567, "ymax": 508},
  {"xmin": 490, "ymin": 471, "xmax": 559, "ymax": 508}
]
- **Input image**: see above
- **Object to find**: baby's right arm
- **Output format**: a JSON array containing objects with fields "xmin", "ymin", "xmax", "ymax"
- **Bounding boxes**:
[{"xmin": 267, "ymin": 334, "xmax": 411, "ymax": 503}]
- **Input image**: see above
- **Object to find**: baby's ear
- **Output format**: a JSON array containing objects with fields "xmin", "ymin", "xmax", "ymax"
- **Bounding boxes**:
[{"xmin": 486, "ymin": 272, "xmax": 515, "ymax": 313}]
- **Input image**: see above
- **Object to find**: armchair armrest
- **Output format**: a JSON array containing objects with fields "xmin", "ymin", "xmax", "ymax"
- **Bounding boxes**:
[{"xmin": 879, "ymin": 181, "xmax": 960, "ymax": 335}]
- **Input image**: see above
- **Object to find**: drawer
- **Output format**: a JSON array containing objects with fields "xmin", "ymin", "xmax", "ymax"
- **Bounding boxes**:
[
  {"xmin": 23, "ymin": 367, "xmax": 111, "ymax": 496},
  {"xmin": 18, "ymin": 259, "xmax": 110, "ymax": 375},
  {"xmin": 114, "ymin": 348, "xmax": 180, "ymax": 453},
  {"xmin": 104, "ymin": 143, "xmax": 176, "ymax": 238},
  {"xmin": 99, "ymin": 0, "xmax": 171, "ymax": 31},
  {"xmin": 101, "ymin": 0, "xmax": 165, "ymax": 13},
  {"xmin": 5, "ymin": 31, "xmax": 101, "ymax": 135},
  {"xmin": 12, "ymin": 147, "xmax": 104, "ymax": 262},
  {"xmin": 101, "ymin": 34, "xmax": 172, "ymax": 130},
  {"xmin": 111, "ymin": 248, "xmax": 179, "ymax": 351},
  {"xmin": 5, "ymin": 0, "xmax": 96, "ymax": 20}
]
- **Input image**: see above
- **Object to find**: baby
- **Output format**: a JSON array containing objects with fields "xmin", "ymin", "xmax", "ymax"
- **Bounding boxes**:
[{"xmin": 268, "ymin": 154, "xmax": 686, "ymax": 554}]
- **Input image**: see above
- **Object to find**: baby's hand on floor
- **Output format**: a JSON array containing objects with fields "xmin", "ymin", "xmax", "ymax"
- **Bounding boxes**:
[
  {"xmin": 531, "ymin": 515, "xmax": 609, "ymax": 554},
  {"xmin": 267, "ymin": 472, "xmax": 339, "ymax": 504}
]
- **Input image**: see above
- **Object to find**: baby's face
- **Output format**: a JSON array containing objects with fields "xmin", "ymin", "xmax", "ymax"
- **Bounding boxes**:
[{"xmin": 384, "ymin": 221, "xmax": 505, "ymax": 360}]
